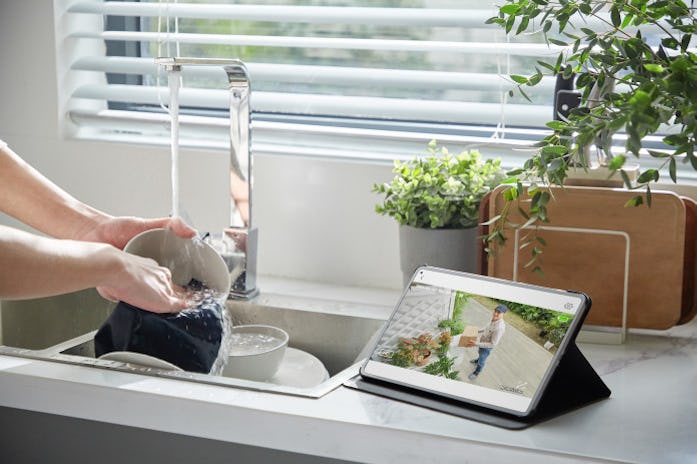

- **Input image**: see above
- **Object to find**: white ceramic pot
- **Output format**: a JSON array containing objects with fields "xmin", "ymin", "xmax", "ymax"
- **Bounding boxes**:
[{"xmin": 399, "ymin": 225, "xmax": 478, "ymax": 286}]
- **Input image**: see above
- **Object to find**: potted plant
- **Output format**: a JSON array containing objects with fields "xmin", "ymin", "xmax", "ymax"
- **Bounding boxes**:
[
  {"xmin": 484, "ymin": 0, "xmax": 697, "ymax": 266},
  {"xmin": 373, "ymin": 140, "xmax": 505, "ymax": 284}
]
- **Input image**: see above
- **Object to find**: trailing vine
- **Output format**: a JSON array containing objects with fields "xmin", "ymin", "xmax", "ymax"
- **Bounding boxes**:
[{"xmin": 484, "ymin": 0, "xmax": 697, "ymax": 268}]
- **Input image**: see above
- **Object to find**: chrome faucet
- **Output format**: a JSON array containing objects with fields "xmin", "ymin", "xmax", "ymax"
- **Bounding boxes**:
[{"xmin": 155, "ymin": 57, "xmax": 258, "ymax": 299}]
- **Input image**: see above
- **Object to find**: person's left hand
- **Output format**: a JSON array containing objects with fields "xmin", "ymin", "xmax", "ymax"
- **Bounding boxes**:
[{"xmin": 83, "ymin": 216, "xmax": 197, "ymax": 250}]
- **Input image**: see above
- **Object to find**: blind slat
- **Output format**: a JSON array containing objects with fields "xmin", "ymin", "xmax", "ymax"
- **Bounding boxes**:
[
  {"xmin": 71, "ymin": 83, "xmax": 551, "ymax": 127},
  {"xmin": 67, "ymin": 1, "xmax": 495, "ymax": 27},
  {"xmin": 61, "ymin": 0, "xmax": 557, "ymax": 154},
  {"xmin": 72, "ymin": 56, "xmax": 556, "ymax": 92},
  {"xmin": 71, "ymin": 31, "xmax": 562, "ymax": 57}
]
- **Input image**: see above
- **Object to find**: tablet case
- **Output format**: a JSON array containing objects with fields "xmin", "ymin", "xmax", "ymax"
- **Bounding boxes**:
[{"xmin": 345, "ymin": 343, "xmax": 610, "ymax": 430}]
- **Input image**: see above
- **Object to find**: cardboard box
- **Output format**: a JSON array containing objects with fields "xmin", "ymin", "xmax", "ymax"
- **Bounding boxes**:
[{"xmin": 458, "ymin": 326, "xmax": 479, "ymax": 347}]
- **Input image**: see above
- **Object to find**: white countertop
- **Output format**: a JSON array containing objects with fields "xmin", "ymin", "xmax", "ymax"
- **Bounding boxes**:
[{"xmin": 1, "ymin": 277, "xmax": 696, "ymax": 463}]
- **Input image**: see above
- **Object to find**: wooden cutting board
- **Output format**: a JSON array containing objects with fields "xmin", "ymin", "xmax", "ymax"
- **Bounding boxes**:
[
  {"xmin": 484, "ymin": 185, "xmax": 686, "ymax": 330},
  {"xmin": 679, "ymin": 196, "xmax": 697, "ymax": 325}
]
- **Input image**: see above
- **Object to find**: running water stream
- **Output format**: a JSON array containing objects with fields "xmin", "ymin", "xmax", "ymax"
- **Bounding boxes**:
[
  {"xmin": 167, "ymin": 67, "xmax": 181, "ymax": 219},
  {"xmin": 164, "ymin": 66, "xmax": 233, "ymax": 376}
]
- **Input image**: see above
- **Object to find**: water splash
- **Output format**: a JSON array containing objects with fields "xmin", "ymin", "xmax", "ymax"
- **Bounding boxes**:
[{"xmin": 180, "ymin": 283, "xmax": 232, "ymax": 376}]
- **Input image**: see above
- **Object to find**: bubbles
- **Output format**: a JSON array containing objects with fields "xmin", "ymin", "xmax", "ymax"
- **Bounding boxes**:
[{"xmin": 227, "ymin": 333, "xmax": 284, "ymax": 356}]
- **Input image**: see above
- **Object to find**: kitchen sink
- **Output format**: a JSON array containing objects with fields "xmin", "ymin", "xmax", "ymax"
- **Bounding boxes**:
[{"xmin": 0, "ymin": 289, "xmax": 389, "ymax": 397}]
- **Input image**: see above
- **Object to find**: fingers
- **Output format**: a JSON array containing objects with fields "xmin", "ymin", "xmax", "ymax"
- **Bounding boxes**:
[
  {"xmin": 167, "ymin": 217, "xmax": 197, "ymax": 239},
  {"xmin": 96, "ymin": 286, "xmax": 118, "ymax": 303},
  {"xmin": 145, "ymin": 216, "xmax": 197, "ymax": 239},
  {"xmin": 103, "ymin": 254, "xmax": 192, "ymax": 314}
]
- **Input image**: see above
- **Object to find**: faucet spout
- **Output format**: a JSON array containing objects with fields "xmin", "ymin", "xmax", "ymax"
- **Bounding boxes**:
[{"xmin": 155, "ymin": 57, "xmax": 259, "ymax": 300}]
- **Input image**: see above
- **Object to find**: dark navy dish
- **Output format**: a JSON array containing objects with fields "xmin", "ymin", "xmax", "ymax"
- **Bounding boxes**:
[{"xmin": 94, "ymin": 280, "xmax": 224, "ymax": 373}]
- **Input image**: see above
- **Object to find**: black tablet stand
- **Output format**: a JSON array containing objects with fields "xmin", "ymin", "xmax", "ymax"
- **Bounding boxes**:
[{"xmin": 345, "ymin": 343, "xmax": 610, "ymax": 430}]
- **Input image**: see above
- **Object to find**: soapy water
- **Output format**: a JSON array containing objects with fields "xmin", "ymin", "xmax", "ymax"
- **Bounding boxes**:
[{"xmin": 228, "ymin": 333, "xmax": 284, "ymax": 356}]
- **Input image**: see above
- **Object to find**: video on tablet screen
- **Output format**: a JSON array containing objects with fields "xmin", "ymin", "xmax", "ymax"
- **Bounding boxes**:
[{"xmin": 369, "ymin": 280, "xmax": 577, "ymax": 401}]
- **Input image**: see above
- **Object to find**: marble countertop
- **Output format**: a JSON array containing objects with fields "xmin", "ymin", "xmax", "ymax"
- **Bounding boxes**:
[{"xmin": 1, "ymin": 277, "xmax": 696, "ymax": 463}]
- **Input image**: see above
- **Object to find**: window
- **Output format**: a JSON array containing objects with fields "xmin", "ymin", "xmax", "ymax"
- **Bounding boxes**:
[{"xmin": 57, "ymin": 0, "xmax": 565, "ymax": 161}]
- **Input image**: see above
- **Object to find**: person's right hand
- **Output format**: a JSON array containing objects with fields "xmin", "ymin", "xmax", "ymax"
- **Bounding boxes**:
[
  {"xmin": 96, "ymin": 251, "xmax": 189, "ymax": 313},
  {"xmin": 80, "ymin": 215, "xmax": 197, "ymax": 250}
]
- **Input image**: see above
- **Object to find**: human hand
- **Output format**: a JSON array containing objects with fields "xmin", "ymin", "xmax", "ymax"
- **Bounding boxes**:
[
  {"xmin": 82, "ymin": 215, "xmax": 197, "ymax": 250},
  {"xmin": 96, "ymin": 251, "xmax": 189, "ymax": 313}
]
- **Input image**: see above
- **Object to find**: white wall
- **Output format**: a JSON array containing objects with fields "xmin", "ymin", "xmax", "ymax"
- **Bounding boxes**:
[
  {"xmin": 0, "ymin": 1, "xmax": 403, "ymax": 290},
  {"xmin": 5, "ymin": 1, "xmax": 696, "ymax": 293}
]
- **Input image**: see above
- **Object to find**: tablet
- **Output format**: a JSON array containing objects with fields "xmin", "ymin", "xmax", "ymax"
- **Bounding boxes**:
[{"xmin": 360, "ymin": 266, "xmax": 591, "ymax": 417}]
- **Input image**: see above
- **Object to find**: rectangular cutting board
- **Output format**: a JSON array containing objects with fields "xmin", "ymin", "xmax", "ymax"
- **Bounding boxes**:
[{"xmin": 483, "ymin": 185, "xmax": 686, "ymax": 330}]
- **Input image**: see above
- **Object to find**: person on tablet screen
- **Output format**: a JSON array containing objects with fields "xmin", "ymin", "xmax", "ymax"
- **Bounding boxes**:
[{"xmin": 465, "ymin": 304, "xmax": 507, "ymax": 381}]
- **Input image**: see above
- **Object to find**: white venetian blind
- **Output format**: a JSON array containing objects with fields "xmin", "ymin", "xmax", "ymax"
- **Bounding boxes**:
[{"xmin": 57, "ymin": 0, "xmax": 564, "ymax": 156}]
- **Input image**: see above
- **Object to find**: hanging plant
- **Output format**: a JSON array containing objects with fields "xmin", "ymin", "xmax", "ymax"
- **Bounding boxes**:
[{"xmin": 483, "ymin": 0, "xmax": 697, "ymax": 268}]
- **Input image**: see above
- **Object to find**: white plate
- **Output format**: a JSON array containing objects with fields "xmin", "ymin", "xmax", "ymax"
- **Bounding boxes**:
[
  {"xmin": 267, "ymin": 348, "xmax": 329, "ymax": 388},
  {"xmin": 98, "ymin": 351, "xmax": 183, "ymax": 371}
]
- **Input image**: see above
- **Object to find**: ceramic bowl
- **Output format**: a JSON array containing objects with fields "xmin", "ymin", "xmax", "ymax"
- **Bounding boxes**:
[
  {"xmin": 124, "ymin": 228, "xmax": 231, "ymax": 295},
  {"xmin": 222, "ymin": 325, "xmax": 289, "ymax": 382}
]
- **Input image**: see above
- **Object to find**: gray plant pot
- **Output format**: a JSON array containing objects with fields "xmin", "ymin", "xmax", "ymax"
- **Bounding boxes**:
[{"xmin": 399, "ymin": 225, "xmax": 479, "ymax": 286}]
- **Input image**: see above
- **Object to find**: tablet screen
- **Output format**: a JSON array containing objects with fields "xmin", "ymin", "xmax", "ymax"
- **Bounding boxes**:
[{"xmin": 361, "ymin": 267, "xmax": 589, "ymax": 416}]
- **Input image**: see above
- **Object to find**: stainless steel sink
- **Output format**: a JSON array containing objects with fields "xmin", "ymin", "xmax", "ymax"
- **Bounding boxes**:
[{"xmin": 0, "ymin": 290, "xmax": 388, "ymax": 398}]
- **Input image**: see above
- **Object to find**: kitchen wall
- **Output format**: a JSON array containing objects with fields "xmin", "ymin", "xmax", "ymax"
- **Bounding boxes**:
[
  {"xmin": 0, "ymin": 1, "xmax": 402, "ymax": 290},
  {"xmin": 3, "ymin": 1, "xmax": 696, "ymax": 295}
]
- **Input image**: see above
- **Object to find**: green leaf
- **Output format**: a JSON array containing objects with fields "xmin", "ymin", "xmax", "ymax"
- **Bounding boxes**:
[
  {"xmin": 610, "ymin": 6, "xmax": 621, "ymax": 27},
  {"xmin": 629, "ymin": 89, "xmax": 652, "ymax": 109},
  {"xmin": 518, "ymin": 86, "xmax": 532, "ymax": 102},
  {"xmin": 625, "ymin": 195, "xmax": 644, "ymax": 207},
  {"xmin": 503, "ymin": 187, "xmax": 519, "ymax": 202},
  {"xmin": 516, "ymin": 16, "xmax": 530, "ymax": 35},
  {"xmin": 554, "ymin": 52, "xmax": 564, "ymax": 73},
  {"xmin": 662, "ymin": 37, "xmax": 680, "ymax": 50},
  {"xmin": 548, "ymin": 38, "xmax": 569, "ymax": 46},
  {"xmin": 505, "ymin": 14, "xmax": 516, "ymax": 33},
  {"xmin": 528, "ymin": 71, "xmax": 543, "ymax": 86},
  {"xmin": 637, "ymin": 169, "xmax": 659, "ymax": 184},
  {"xmin": 681, "ymin": 33, "xmax": 691, "ymax": 51},
  {"xmin": 664, "ymin": 134, "xmax": 687, "ymax": 146},
  {"xmin": 500, "ymin": 4, "xmax": 521, "ymax": 14},
  {"xmin": 537, "ymin": 60, "xmax": 556, "ymax": 72},
  {"xmin": 647, "ymin": 149, "xmax": 670, "ymax": 158},
  {"xmin": 510, "ymin": 74, "xmax": 529, "ymax": 84},
  {"xmin": 608, "ymin": 155, "xmax": 626, "ymax": 171},
  {"xmin": 480, "ymin": 214, "xmax": 503, "ymax": 226},
  {"xmin": 644, "ymin": 63, "xmax": 664, "ymax": 73},
  {"xmin": 669, "ymin": 157, "xmax": 677, "ymax": 183},
  {"xmin": 541, "ymin": 145, "xmax": 568, "ymax": 156},
  {"xmin": 545, "ymin": 120, "xmax": 568, "ymax": 131}
]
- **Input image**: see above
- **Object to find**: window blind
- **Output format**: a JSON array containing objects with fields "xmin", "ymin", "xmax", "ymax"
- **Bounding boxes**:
[{"xmin": 56, "ymin": 0, "xmax": 566, "ymax": 159}]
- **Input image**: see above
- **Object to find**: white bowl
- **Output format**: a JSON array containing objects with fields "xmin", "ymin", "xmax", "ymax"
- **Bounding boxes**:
[
  {"xmin": 124, "ymin": 228, "xmax": 231, "ymax": 296},
  {"xmin": 222, "ymin": 325, "xmax": 289, "ymax": 382}
]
